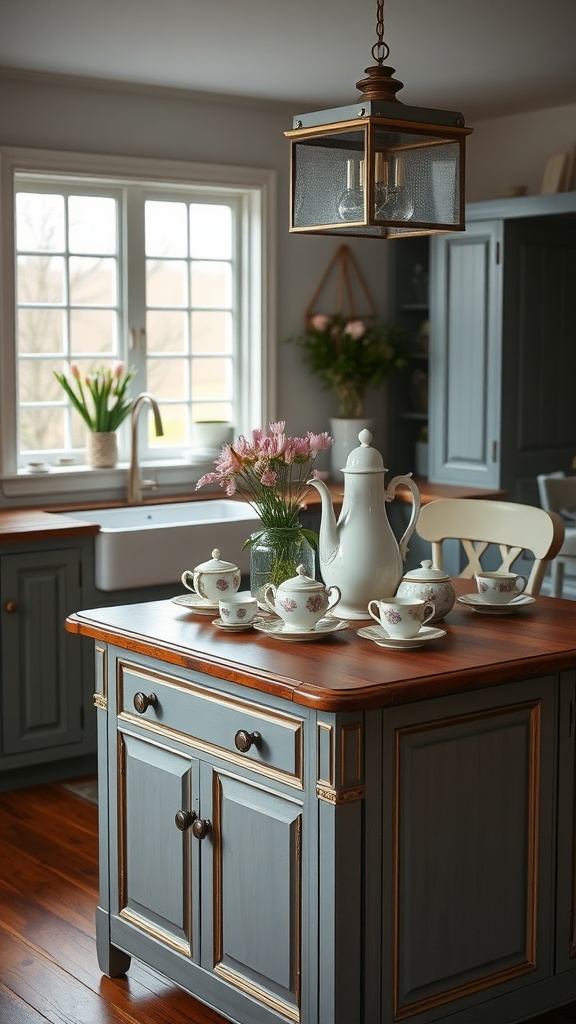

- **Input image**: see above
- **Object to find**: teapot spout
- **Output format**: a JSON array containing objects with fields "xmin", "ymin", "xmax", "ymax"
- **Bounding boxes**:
[{"xmin": 308, "ymin": 477, "xmax": 339, "ymax": 565}]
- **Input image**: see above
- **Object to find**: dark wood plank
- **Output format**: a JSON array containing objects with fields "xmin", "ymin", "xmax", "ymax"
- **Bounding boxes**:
[
  {"xmin": 0, "ymin": 783, "xmax": 98, "ymax": 843},
  {"xmin": 0, "ymin": 982, "xmax": 50, "ymax": 1024}
]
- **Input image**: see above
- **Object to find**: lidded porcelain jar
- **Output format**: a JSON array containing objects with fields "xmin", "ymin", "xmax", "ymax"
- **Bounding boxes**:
[
  {"xmin": 263, "ymin": 565, "xmax": 341, "ymax": 631},
  {"xmin": 181, "ymin": 549, "xmax": 241, "ymax": 604},
  {"xmin": 396, "ymin": 560, "xmax": 456, "ymax": 622}
]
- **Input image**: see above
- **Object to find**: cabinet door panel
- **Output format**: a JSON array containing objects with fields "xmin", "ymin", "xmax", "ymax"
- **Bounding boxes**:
[
  {"xmin": 118, "ymin": 732, "xmax": 198, "ymax": 958},
  {"xmin": 206, "ymin": 769, "xmax": 302, "ymax": 1021},
  {"xmin": 382, "ymin": 680, "xmax": 554, "ymax": 1021},
  {"xmin": 1, "ymin": 549, "xmax": 82, "ymax": 757},
  {"xmin": 430, "ymin": 222, "xmax": 503, "ymax": 488}
]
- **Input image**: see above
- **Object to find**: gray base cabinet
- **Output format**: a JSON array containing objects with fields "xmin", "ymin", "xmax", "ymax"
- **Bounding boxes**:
[
  {"xmin": 99, "ymin": 652, "xmax": 307, "ymax": 1024},
  {"xmin": 0, "ymin": 541, "xmax": 95, "ymax": 779},
  {"xmin": 94, "ymin": 642, "xmax": 576, "ymax": 1024}
]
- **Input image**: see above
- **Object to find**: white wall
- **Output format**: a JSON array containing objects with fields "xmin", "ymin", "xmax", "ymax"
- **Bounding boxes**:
[
  {"xmin": 466, "ymin": 101, "xmax": 576, "ymax": 202},
  {"xmin": 1, "ymin": 70, "xmax": 575, "ymax": 482}
]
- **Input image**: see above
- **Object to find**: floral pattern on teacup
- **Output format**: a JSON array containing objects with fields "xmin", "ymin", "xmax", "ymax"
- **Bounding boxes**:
[
  {"xmin": 385, "ymin": 609, "xmax": 403, "ymax": 625},
  {"xmin": 279, "ymin": 597, "xmax": 297, "ymax": 612},
  {"xmin": 479, "ymin": 578, "xmax": 515, "ymax": 595},
  {"xmin": 306, "ymin": 594, "xmax": 324, "ymax": 613}
]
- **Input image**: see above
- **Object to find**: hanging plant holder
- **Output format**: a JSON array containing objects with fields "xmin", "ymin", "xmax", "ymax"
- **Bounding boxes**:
[{"xmin": 304, "ymin": 244, "xmax": 377, "ymax": 325}]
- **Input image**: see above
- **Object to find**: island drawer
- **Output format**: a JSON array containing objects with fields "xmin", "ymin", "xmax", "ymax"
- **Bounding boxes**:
[{"xmin": 116, "ymin": 660, "xmax": 304, "ymax": 787}]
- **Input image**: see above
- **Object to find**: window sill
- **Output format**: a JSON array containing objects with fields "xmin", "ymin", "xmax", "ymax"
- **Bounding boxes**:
[{"xmin": 1, "ymin": 458, "xmax": 219, "ymax": 508}]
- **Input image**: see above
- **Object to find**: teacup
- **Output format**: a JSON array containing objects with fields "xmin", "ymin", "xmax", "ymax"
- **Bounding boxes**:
[
  {"xmin": 368, "ymin": 596, "xmax": 436, "ymax": 639},
  {"xmin": 475, "ymin": 571, "xmax": 528, "ymax": 605},
  {"xmin": 219, "ymin": 592, "xmax": 258, "ymax": 625},
  {"xmin": 181, "ymin": 548, "xmax": 241, "ymax": 604}
]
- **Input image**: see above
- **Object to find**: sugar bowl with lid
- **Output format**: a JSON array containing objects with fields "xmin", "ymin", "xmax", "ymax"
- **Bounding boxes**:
[
  {"xmin": 181, "ymin": 548, "xmax": 241, "ymax": 604},
  {"xmin": 263, "ymin": 565, "xmax": 341, "ymax": 631},
  {"xmin": 396, "ymin": 559, "xmax": 456, "ymax": 622}
]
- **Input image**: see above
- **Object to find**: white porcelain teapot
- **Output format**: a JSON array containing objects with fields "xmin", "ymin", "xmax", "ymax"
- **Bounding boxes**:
[
  {"xmin": 308, "ymin": 430, "xmax": 421, "ymax": 619},
  {"xmin": 263, "ymin": 565, "xmax": 341, "ymax": 631}
]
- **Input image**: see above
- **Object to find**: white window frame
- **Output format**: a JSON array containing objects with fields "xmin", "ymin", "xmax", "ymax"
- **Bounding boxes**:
[{"xmin": 0, "ymin": 147, "xmax": 276, "ymax": 502}]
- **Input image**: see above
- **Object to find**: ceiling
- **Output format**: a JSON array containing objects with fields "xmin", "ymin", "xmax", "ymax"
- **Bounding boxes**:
[{"xmin": 1, "ymin": 0, "xmax": 576, "ymax": 122}]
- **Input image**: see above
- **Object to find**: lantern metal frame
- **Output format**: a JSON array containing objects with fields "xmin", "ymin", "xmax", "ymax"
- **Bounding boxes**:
[{"xmin": 285, "ymin": 1, "xmax": 472, "ymax": 238}]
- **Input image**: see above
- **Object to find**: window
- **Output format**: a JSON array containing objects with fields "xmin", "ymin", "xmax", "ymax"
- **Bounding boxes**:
[{"xmin": 0, "ymin": 149, "xmax": 275, "ymax": 490}]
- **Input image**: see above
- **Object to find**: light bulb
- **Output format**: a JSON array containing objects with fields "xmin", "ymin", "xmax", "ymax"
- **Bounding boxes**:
[
  {"xmin": 383, "ymin": 155, "xmax": 414, "ymax": 221},
  {"xmin": 373, "ymin": 151, "xmax": 390, "ymax": 219},
  {"xmin": 338, "ymin": 158, "xmax": 365, "ymax": 222}
]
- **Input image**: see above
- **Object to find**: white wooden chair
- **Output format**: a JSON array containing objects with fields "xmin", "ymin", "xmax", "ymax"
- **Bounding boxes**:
[
  {"xmin": 415, "ymin": 498, "xmax": 565, "ymax": 597},
  {"xmin": 537, "ymin": 473, "xmax": 576, "ymax": 597}
]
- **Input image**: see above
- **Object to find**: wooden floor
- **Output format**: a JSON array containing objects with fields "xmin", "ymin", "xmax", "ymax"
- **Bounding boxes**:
[{"xmin": 1, "ymin": 780, "xmax": 576, "ymax": 1024}]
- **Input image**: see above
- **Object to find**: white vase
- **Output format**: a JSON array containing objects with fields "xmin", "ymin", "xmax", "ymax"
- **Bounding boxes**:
[
  {"xmin": 86, "ymin": 431, "xmax": 118, "ymax": 469},
  {"xmin": 329, "ymin": 417, "xmax": 374, "ymax": 481}
]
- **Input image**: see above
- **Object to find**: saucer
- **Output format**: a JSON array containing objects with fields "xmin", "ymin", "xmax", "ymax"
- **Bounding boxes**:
[
  {"xmin": 357, "ymin": 624, "xmax": 447, "ymax": 650},
  {"xmin": 457, "ymin": 593, "xmax": 535, "ymax": 615},
  {"xmin": 212, "ymin": 616, "xmax": 263, "ymax": 632},
  {"xmin": 253, "ymin": 617, "xmax": 349, "ymax": 642},
  {"xmin": 171, "ymin": 594, "xmax": 220, "ymax": 615}
]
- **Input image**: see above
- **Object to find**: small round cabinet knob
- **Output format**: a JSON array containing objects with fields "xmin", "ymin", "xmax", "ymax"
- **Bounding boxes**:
[
  {"xmin": 174, "ymin": 810, "xmax": 197, "ymax": 832},
  {"xmin": 133, "ymin": 692, "xmax": 158, "ymax": 714},
  {"xmin": 4, "ymin": 601, "xmax": 17, "ymax": 613},
  {"xmin": 192, "ymin": 817, "xmax": 211, "ymax": 840},
  {"xmin": 234, "ymin": 729, "xmax": 262, "ymax": 753}
]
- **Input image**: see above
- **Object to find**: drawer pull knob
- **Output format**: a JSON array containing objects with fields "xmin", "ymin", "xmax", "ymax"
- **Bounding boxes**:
[
  {"xmin": 4, "ymin": 601, "xmax": 17, "ymax": 613},
  {"xmin": 133, "ymin": 692, "xmax": 157, "ymax": 714},
  {"xmin": 192, "ymin": 817, "xmax": 211, "ymax": 840},
  {"xmin": 175, "ymin": 810, "xmax": 197, "ymax": 831},
  {"xmin": 234, "ymin": 729, "xmax": 261, "ymax": 753}
]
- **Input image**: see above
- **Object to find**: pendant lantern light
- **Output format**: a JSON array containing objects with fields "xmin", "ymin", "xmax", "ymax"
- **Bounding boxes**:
[{"xmin": 285, "ymin": 0, "xmax": 473, "ymax": 238}]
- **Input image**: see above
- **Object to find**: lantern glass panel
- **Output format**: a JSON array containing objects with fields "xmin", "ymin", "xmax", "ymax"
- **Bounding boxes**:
[{"xmin": 292, "ymin": 129, "xmax": 365, "ymax": 229}]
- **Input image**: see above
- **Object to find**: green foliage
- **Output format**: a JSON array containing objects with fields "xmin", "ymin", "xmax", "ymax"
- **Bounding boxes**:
[
  {"xmin": 286, "ymin": 313, "xmax": 406, "ymax": 417},
  {"xmin": 54, "ymin": 362, "xmax": 136, "ymax": 432}
]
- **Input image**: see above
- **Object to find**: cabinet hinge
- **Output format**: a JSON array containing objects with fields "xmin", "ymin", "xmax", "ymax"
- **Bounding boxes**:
[
  {"xmin": 78, "ymin": 561, "xmax": 83, "ymax": 587},
  {"xmin": 80, "ymin": 705, "xmax": 85, "ymax": 730},
  {"xmin": 296, "ymin": 817, "xmax": 302, "ymax": 862},
  {"xmin": 492, "ymin": 440, "xmax": 498, "ymax": 462},
  {"xmin": 495, "ymin": 241, "xmax": 501, "ymax": 264},
  {"xmin": 569, "ymin": 700, "xmax": 574, "ymax": 739}
]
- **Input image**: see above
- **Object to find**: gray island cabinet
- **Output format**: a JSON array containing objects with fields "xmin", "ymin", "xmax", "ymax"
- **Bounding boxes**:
[{"xmin": 66, "ymin": 587, "xmax": 576, "ymax": 1024}]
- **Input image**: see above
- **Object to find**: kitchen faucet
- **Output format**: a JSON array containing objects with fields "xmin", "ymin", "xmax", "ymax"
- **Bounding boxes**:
[{"xmin": 127, "ymin": 393, "xmax": 164, "ymax": 504}]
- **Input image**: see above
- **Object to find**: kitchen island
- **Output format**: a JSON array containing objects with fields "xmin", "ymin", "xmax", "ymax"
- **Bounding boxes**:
[{"xmin": 66, "ymin": 582, "xmax": 576, "ymax": 1024}]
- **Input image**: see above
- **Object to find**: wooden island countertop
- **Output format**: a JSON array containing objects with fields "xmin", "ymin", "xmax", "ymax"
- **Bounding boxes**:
[{"xmin": 66, "ymin": 579, "xmax": 576, "ymax": 713}]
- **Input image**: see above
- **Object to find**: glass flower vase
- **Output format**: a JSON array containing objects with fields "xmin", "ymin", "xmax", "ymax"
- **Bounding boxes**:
[{"xmin": 249, "ymin": 527, "xmax": 315, "ymax": 606}]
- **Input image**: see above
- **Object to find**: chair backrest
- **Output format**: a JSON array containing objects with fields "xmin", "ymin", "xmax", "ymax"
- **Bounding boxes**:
[
  {"xmin": 415, "ymin": 498, "xmax": 565, "ymax": 596},
  {"xmin": 537, "ymin": 472, "xmax": 576, "ymax": 518}
]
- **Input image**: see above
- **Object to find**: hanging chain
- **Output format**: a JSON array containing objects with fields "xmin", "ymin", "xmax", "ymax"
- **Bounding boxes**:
[{"xmin": 371, "ymin": 0, "xmax": 390, "ymax": 64}]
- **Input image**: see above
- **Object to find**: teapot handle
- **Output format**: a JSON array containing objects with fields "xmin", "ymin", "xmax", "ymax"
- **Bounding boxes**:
[
  {"xmin": 262, "ymin": 583, "xmax": 277, "ymax": 615},
  {"xmin": 385, "ymin": 473, "xmax": 422, "ymax": 562}
]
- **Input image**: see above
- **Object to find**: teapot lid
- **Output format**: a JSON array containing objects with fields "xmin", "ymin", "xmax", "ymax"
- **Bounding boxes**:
[
  {"xmin": 277, "ymin": 564, "xmax": 323, "ymax": 592},
  {"xmin": 401, "ymin": 559, "xmax": 452, "ymax": 583},
  {"xmin": 195, "ymin": 548, "xmax": 238, "ymax": 573},
  {"xmin": 344, "ymin": 429, "xmax": 385, "ymax": 474}
]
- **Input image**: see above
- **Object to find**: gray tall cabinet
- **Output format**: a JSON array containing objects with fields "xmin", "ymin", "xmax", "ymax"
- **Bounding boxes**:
[{"xmin": 428, "ymin": 192, "xmax": 576, "ymax": 502}]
